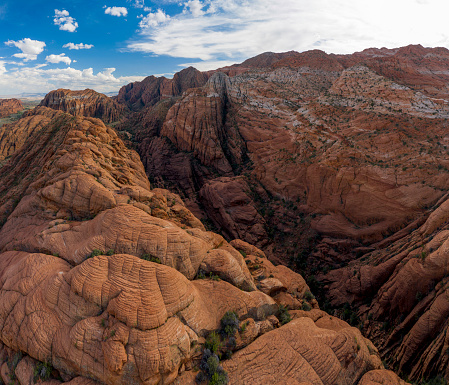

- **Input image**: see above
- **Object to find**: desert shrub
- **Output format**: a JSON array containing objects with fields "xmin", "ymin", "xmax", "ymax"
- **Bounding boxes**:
[
  {"xmin": 209, "ymin": 370, "xmax": 229, "ymax": 385},
  {"xmin": 204, "ymin": 332, "xmax": 222, "ymax": 354},
  {"xmin": 33, "ymin": 361, "xmax": 53, "ymax": 382},
  {"xmin": 88, "ymin": 249, "xmax": 103, "ymax": 259},
  {"xmin": 220, "ymin": 311, "xmax": 239, "ymax": 337},
  {"xmin": 197, "ymin": 349, "xmax": 228, "ymax": 384},
  {"xmin": 141, "ymin": 254, "xmax": 161, "ymax": 263},
  {"xmin": 209, "ymin": 272, "xmax": 221, "ymax": 281},
  {"xmin": 303, "ymin": 290, "xmax": 315, "ymax": 301},
  {"xmin": 278, "ymin": 305, "xmax": 291, "ymax": 325},
  {"xmin": 196, "ymin": 269, "xmax": 206, "ymax": 279},
  {"xmin": 301, "ymin": 302, "xmax": 312, "ymax": 311}
]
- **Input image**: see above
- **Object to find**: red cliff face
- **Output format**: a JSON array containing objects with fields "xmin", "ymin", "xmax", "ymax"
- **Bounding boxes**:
[
  {"xmin": 113, "ymin": 46, "xmax": 449, "ymax": 382},
  {"xmin": 0, "ymin": 98, "xmax": 23, "ymax": 118},
  {"xmin": 39, "ymin": 88, "xmax": 127, "ymax": 123},
  {"xmin": 124, "ymin": 46, "xmax": 449, "ymax": 249},
  {"xmin": 0, "ymin": 103, "xmax": 401, "ymax": 385},
  {"xmin": 116, "ymin": 66, "xmax": 210, "ymax": 111}
]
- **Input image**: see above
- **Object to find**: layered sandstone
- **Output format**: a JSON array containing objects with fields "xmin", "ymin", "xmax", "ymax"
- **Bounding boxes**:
[
  {"xmin": 0, "ymin": 98, "xmax": 22, "ymax": 118},
  {"xmin": 40, "ymin": 89, "xmax": 126, "ymax": 123},
  {"xmin": 121, "ymin": 45, "xmax": 449, "ymax": 254},
  {"xmin": 116, "ymin": 66, "xmax": 209, "ymax": 111},
  {"xmin": 111, "ymin": 45, "xmax": 449, "ymax": 382},
  {"xmin": 0, "ymin": 106, "xmax": 403, "ymax": 384},
  {"xmin": 324, "ymin": 192, "xmax": 449, "ymax": 381}
]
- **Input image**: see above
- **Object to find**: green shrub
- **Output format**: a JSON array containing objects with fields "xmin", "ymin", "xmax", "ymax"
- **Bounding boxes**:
[
  {"xmin": 278, "ymin": 305, "xmax": 291, "ymax": 325},
  {"xmin": 301, "ymin": 302, "xmax": 312, "ymax": 311},
  {"xmin": 240, "ymin": 321, "xmax": 248, "ymax": 333},
  {"xmin": 197, "ymin": 269, "xmax": 206, "ymax": 279},
  {"xmin": 197, "ymin": 349, "xmax": 229, "ymax": 385},
  {"xmin": 209, "ymin": 370, "xmax": 228, "ymax": 385},
  {"xmin": 106, "ymin": 249, "xmax": 114, "ymax": 256},
  {"xmin": 303, "ymin": 290, "xmax": 315, "ymax": 301},
  {"xmin": 33, "ymin": 361, "xmax": 53, "ymax": 382},
  {"xmin": 204, "ymin": 332, "xmax": 222, "ymax": 354},
  {"xmin": 141, "ymin": 254, "xmax": 161, "ymax": 263},
  {"xmin": 220, "ymin": 311, "xmax": 239, "ymax": 338},
  {"xmin": 88, "ymin": 249, "xmax": 103, "ymax": 259}
]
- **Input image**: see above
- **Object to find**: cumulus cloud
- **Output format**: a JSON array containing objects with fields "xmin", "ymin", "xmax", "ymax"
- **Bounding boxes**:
[
  {"xmin": 54, "ymin": 9, "xmax": 78, "ymax": 32},
  {"xmin": 0, "ymin": 61, "xmax": 7, "ymax": 75},
  {"xmin": 105, "ymin": 6, "xmax": 128, "ymax": 17},
  {"xmin": 184, "ymin": 0, "xmax": 204, "ymax": 17},
  {"xmin": 46, "ymin": 53, "xmax": 72, "ymax": 65},
  {"xmin": 63, "ymin": 42, "xmax": 94, "ymax": 50},
  {"xmin": 131, "ymin": 0, "xmax": 144, "ymax": 8},
  {"xmin": 0, "ymin": 65, "xmax": 145, "ymax": 96},
  {"xmin": 128, "ymin": 0, "xmax": 449, "ymax": 63},
  {"xmin": 139, "ymin": 9, "xmax": 170, "ymax": 28},
  {"xmin": 5, "ymin": 38, "xmax": 46, "ymax": 61}
]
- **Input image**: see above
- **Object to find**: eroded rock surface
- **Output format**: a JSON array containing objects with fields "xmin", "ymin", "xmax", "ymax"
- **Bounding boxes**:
[
  {"xmin": 117, "ymin": 45, "xmax": 449, "ymax": 260},
  {"xmin": 40, "ymin": 89, "xmax": 127, "ymax": 123},
  {"xmin": 0, "ymin": 103, "xmax": 400, "ymax": 384},
  {"xmin": 0, "ymin": 98, "xmax": 23, "ymax": 118}
]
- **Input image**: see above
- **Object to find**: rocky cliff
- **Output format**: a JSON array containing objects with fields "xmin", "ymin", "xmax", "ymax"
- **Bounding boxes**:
[
  {"xmin": 0, "ymin": 106, "xmax": 403, "ymax": 385},
  {"xmin": 0, "ymin": 98, "xmax": 23, "ymax": 118},
  {"xmin": 39, "ymin": 89, "xmax": 127, "ymax": 123},
  {"xmin": 118, "ymin": 45, "xmax": 449, "ymax": 251},
  {"xmin": 116, "ymin": 66, "xmax": 209, "ymax": 111},
  {"xmin": 112, "ymin": 44, "xmax": 449, "ymax": 382}
]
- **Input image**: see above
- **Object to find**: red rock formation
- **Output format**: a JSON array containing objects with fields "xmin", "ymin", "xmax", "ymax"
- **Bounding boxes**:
[
  {"xmin": 324, "ymin": 191, "xmax": 449, "ymax": 382},
  {"xmin": 112, "ymin": 46, "xmax": 449, "ymax": 382},
  {"xmin": 116, "ymin": 66, "xmax": 209, "ymax": 111},
  {"xmin": 0, "ymin": 98, "xmax": 22, "ymax": 118},
  {"xmin": 0, "ymin": 102, "xmax": 401, "ymax": 385},
  {"xmin": 124, "ymin": 46, "xmax": 449, "ymax": 254},
  {"xmin": 39, "ymin": 89, "xmax": 126, "ymax": 123}
]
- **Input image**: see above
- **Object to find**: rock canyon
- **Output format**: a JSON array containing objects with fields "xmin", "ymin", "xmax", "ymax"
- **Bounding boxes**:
[{"xmin": 1, "ymin": 44, "xmax": 449, "ymax": 384}]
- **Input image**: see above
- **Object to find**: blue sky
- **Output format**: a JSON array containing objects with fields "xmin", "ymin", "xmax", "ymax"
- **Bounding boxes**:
[{"xmin": 0, "ymin": 0, "xmax": 448, "ymax": 96}]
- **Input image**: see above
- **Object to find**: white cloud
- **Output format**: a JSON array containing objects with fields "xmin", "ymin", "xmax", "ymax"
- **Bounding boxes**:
[
  {"xmin": 105, "ymin": 6, "xmax": 128, "ymax": 17},
  {"xmin": 54, "ymin": 9, "xmax": 78, "ymax": 32},
  {"xmin": 184, "ymin": 0, "xmax": 204, "ymax": 17},
  {"xmin": 139, "ymin": 9, "xmax": 170, "ymax": 28},
  {"xmin": 63, "ymin": 42, "xmax": 94, "ymax": 50},
  {"xmin": 46, "ymin": 53, "xmax": 72, "ymax": 65},
  {"xmin": 0, "ymin": 65, "xmax": 145, "ymax": 96},
  {"xmin": 132, "ymin": 0, "xmax": 144, "ymax": 8},
  {"xmin": 128, "ymin": 0, "xmax": 449, "ymax": 63},
  {"xmin": 0, "ymin": 61, "xmax": 7, "ymax": 75},
  {"xmin": 5, "ymin": 38, "xmax": 46, "ymax": 61}
]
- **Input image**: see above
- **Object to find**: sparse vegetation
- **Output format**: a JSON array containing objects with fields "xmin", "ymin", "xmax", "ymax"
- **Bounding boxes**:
[
  {"xmin": 33, "ymin": 361, "xmax": 53, "ymax": 382},
  {"xmin": 141, "ymin": 253, "xmax": 161, "ymax": 263},
  {"xmin": 219, "ymin": 311, "xmax": 239, "ymax": 338},
  {"xmin": 278, "ymin": 305, "xmax": 292, "ymax": 325},
  {"xmin": 87, "ymin": 249, "xmax": 103, "ymax": 259}
]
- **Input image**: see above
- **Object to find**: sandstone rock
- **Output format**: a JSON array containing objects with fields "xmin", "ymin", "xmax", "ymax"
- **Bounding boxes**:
[
  {"xmin": 116, "ymin": 67, "xmax": 209, "ymax": 111},
  {"xmin": 224, "ymin": 317, "xmax": 382, "ymax": 385},
  {"xmin": 0, "ymin": 98, "xmax": 22, "ymax": 118},
  {"xmin": 40, "ymin": 89, "xmax": 127, "ymax": 123},
  {"xmin": 199, "ymin": 177, "xmax": 268, "ymax": 247},
  {"xmin": 0, "ymin": 107, "xmax": 60, "ymax": 161},
  {"xmin": 358, "ymin": 370, "xmax": 409, "ymax": 385}
]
